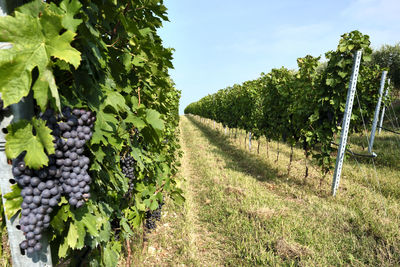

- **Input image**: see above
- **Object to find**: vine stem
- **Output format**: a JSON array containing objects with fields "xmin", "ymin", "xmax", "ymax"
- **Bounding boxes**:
[
  {"xmin": 126, "ymin": 239, "xmax": 131, "ymax": 267},
  {"xmin": 138, "ymin": 87, "xmax": 141, "ymax": 106}
]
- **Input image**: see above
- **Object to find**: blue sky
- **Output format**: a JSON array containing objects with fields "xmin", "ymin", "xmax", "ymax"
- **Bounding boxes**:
[{"xmin": 158, "ymin": 0, "xmax": 400, "ymax": 114}]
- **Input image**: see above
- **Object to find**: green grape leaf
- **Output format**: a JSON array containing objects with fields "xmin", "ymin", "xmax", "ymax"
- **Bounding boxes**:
[
  {"xmin": 58, "ymin": 235, "xmax": 70, "ymax": 258},
  {"xmin": 6, "ymin": 119, "xmax": 54, "ymax": 169},
  {"xmin": 103, "ymin": 242, "xmax": 120, "ymax": 267},
  {"xmin": 0, "ymin": 5, "xmax": 81, "ymax": 107},
  {"xmin": 104, "ymin": 92, "xmax": 129, "ymax": 113},
  {"xmin": 146, "ymin": 109, "xmax": 164, "ymax": 131},
  {"xmin": 74, "ymin": 221, "xmax": 86, "ymax": 249},
  {"xmin": 15, "ymin": 0, "xmax": 45, "ymax": 16},
  {"xmin": 91, "ymin": 111, "xmax": 119, "ymax": 145},
  {"xmin": 66, "ymin": 222, "xmax": 78, "ymax": 248},
  {"xmin": 3, "ymin": 184, "xmax": 22, "ymax": 219},
  {"xmin": 125, "ymin": 114, "xmax": 146, "ymax": 130},
  {"xmin": 59, "ymin": 0, "xmax": 83, "ymax": 32}
]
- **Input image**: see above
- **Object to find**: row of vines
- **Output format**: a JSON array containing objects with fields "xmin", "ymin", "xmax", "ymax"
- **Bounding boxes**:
[
  {"xmin": 185, "ymin": 31, "xmax": 389, "ymax": 178},
  {"xmin": 0, "ymin": 0, "xmax": 182, "ymax": 266}
]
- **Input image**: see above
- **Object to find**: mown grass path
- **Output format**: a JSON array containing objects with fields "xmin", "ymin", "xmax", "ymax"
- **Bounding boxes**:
[{"xmin": 138, "ymin": 115, "xmax": 400, "ymax": 266}]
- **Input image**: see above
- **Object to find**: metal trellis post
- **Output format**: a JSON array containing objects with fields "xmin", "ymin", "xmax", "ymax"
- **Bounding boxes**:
[
  {"xmin": 368, "ymin": 71, "xmax": 387, "ymax": 153},
  {"xmin": 378, "ymin": 78, "xmax": 390, "ymax": 135},
  {"xmin": 331, "ymin": 50, "xmax": 362, "ymax": 196},
  {"xmin": 0, "ymin": 2, "xmax": 52, "ymax": 266},
  {"xmin": 248, "ymin": 131, "xmax": 252, "ymax": 152}
]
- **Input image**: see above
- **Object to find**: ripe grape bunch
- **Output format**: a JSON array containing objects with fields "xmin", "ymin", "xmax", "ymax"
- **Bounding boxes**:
[
  {"xmin": 11, "ymin": 107, "xmax": 95, "ymax": 254},
  {"xmin": 12, "ymin": 154, "xmax": 61, "ymax": 254},
  {"xmin": 144, "ymin": 201, "xmax": 164, "ymax": 232},
  {"xmin": 120, "ymin": 155, "xmax": 136, "ymax": 195},
  {"xmin": 54, "ymin": 107, "xmax": 95, "ymax": 208}
]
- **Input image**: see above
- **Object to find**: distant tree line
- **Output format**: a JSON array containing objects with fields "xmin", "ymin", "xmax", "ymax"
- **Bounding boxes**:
[{"xmin": 370, "ymin": 43, "xmax": 400, "ymax": 93}]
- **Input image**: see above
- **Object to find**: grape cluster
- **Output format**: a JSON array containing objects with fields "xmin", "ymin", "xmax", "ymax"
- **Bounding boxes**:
[
  {"xmin": 120, "ymin": 155, "xmax": 136, "ymax": 195},
  {"xmin": 144, "ymin": 201, "xmax": 164, "ymax": 232},
  {"xmin": 12, "ymin": 154, "xmax": 61, "ymax": 254},
  {"xmin": 10, "ymin": 107, "xmax": 95, "ymax": 254},
  {"xmin": 54, "ymin": 107, "xmax": 95, "ymax": 208}
]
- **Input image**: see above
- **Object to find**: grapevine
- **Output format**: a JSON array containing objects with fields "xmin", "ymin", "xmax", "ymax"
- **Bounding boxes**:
[
  {"xmin": 185, "ymin": 31, "xmax": 385, "ymax": 177},
  {"xmin": 0, "ymin": 0, "xmax": 182, "ymax": 265}
]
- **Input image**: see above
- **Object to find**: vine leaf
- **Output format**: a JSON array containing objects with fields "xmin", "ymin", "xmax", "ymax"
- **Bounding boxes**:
[
  {"xmin": 58, "ymin": 0, "xmax": 83, "ymax": 32},
  {"xmin": 104, "ymin": 91, "xmax": 129, "ymax": 113},
  {"xmin": 66, "ymin": 222, "xmax": 78, "ymax": 248},
  {"xmin": 3, "ymin": 184, "xmax": 22, "ymax": 219},
  {"xmin": 5, "ymin": 119, "xmax": 55, "ymax": 169},
  {"xmin": 146, "ymin": 109, "xmax": 164, "ymax": 131},
  {"xmin": 0, "ymin": 3, "xmax": 81, "ymax": 108}
]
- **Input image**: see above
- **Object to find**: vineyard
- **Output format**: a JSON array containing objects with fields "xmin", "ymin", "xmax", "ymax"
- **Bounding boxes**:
[
  {"xmin": 185, "ymin": 31, "xmax": 389, "ymax": 179},
  {"xmin": 1, "ymin": 0, "xmax": 400, "ymax": 266}
]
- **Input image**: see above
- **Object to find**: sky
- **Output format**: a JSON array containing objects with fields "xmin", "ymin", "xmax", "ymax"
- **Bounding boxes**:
[{"xmin": 158, "ymin": 0, "xmax": 400, "ymax": 114}]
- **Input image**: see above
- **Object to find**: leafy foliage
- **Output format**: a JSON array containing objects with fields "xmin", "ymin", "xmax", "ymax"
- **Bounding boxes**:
[
  {"xmin": 369, "ymin": 43, "xmax": 400, "ymax": 94},
  {"xmin": 0, "ymin": 0, "xmax": 181, "ymax": 265}
]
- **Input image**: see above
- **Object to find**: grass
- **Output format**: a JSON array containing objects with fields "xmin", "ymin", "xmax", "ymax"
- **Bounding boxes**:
[{"xmin": 137, "ymin": 115, "xmax": 400, "ymax": 266}]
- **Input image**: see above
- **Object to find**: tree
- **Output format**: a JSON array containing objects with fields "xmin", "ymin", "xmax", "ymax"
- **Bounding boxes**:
[{"xmin": 371, "ymin": 43, "xmax": 400, "ymax": 94}]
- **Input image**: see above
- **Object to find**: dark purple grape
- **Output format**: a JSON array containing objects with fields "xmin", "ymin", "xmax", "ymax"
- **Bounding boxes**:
[
  {"xmin": 38, "ymin": 182, "xmax": 46, "ymax": 191},
  {"xmin": 20, "ymin": 240, "xmax": 28, "ymax": 250},
  {"xmin": 63, "ymin": 132, "xmax": 71, "ymax": 138},
  {"xmin": 69, "ymin": 198, "xmax": 77, "ymax": 206},
  {"xmin": 12, "ymin": 167, "xmax": 22, "ymax": 176},
  {"xmin": 48, "ymin": 165, "xmax": 57, "ymax": 176},
  {"xmin": 21, "ymin": 209, "xmax": 30, "ymax": 216},
  {"xmin": 64, "ymin": 158, "xmax": 72, "ymax": 166},
  {"xmin": 22, "ymin": 175, "xmax": 30, "ymax": 185},
  {"xmin": 33, "ymin": 188, "xmax": 41, "ymax": 196},
  {"xmin": 30, "ymin": 177, "xmax": 40, "ymax": 187},
  {"xmin": 45, "ymin": 180, "xmax": 54, "ymax": 189},
  {"xmin": 34, "ymin": 242, "xmax": 42, "ymax": 251},
  {"xmin": 76, "ymin": 201, "xmax": 84, "ymax": 208},
  {"xmin": 26, "ymin": 231, "xmax": 35, "ymax": 240},
  {"xmin": 24, "ymin": 196, "xmax": 33, "ymax": 204},
  {"xmin": 33, "ymin": 196, "xmax": 41, "ymax": 205},
  {"xmin": 55, "ymin": 150, "xmax": 63, "ymax": 158},
  {"xmin": 41, "ymin": 189, "xmax": 51, "ymax": 198},
  {"xmin": 17, "ymin": 161, "xmax": 26, "ymax": 171},
  {"xmin": 33, "ymin": 227, "xmax": 41, "ymax": 235},
  {"xmin": 43, "ymin": 215, "xmax": 50, "ymax": 224},
  {"xmin": 49, "ymin": 198, "xmax": 58, "ymax": 207},
  {"xmin": 28, "ymin": 239, "xmax": 36, "ymax": 247},
  {"xmin": 64, "ymin": 186, "xmax": 72, "ymax": 194},
  {"xmin": 50, "ymin": 187, "xmax": 58, "ymax": 195}
]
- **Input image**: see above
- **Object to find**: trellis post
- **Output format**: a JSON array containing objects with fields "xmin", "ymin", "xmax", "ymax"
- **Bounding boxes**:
[
  {"xmin": 368, "ymin": 71, "xmax": 387, "ymax": 152},
  {"xmin": 0, "ymin": 1, "xmax": 53, "ymax": 266},
  {"xmin": 378, "ymin": 78, "xmax": 390, "ymax": 134},
  {"xmin": 331, "ymin": 50, "xmax": 362, "ymax": 196}
]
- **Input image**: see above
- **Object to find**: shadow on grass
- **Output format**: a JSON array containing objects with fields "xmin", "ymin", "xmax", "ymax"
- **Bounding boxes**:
[{"xmin": 186, "ymin": 116, "xmax": 331, "ymax": 198}]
